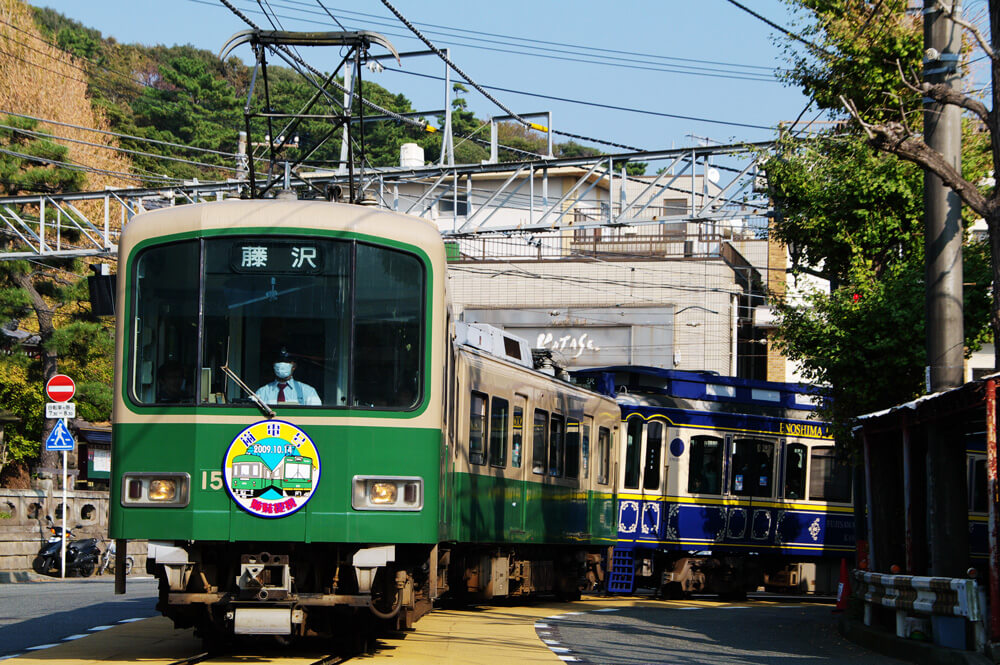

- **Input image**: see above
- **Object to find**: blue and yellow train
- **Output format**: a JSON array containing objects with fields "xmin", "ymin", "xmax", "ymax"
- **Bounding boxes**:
[{"xmin": 575, "ymin": 366, "xmax": 855, "ymax": 598}]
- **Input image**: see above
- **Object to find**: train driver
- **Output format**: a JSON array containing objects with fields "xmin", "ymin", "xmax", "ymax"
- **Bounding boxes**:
[{"xmin": 257, "ymin": 348, "xmax": 321, "ymax": 405}]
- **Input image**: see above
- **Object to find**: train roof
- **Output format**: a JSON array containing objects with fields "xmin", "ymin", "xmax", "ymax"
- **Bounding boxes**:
[
  {"xmin": 119, "ymin": 199, "xmax": 445, "ymax": 257},
  {"xmin": 571, "ymin": 365, "xmax": 826, "ymax": 413}
]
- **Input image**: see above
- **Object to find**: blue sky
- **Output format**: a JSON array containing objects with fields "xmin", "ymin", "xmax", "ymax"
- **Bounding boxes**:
[{"xmin": 33, "ymin": 0, "xmax": 814, "ymax": 152}]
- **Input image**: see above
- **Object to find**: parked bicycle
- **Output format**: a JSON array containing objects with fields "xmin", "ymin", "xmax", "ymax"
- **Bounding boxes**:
[{"xmin": 98, "ymin": 538, "xmax": 134, "ymax": 576}]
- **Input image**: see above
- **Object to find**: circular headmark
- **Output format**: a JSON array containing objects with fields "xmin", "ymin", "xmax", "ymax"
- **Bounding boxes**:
[{"xmin": 223, "ymin": 420, "xmax": 321, "ymax": 518}]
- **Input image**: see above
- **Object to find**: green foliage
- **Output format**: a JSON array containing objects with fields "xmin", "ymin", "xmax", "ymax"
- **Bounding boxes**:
[
  {"xmin": 0, "ymin": 357, "xmax": 44, "ymax": 467},
  {"xmin": 0, "ymin": 116, "xmax": 84, "ymax": 195},
  {"xmin": 765, "ymin": 133, "xmax": 923, "ymax": 282},
  {"xmin": 778, "ymin": 0, "xmax": 923, "ymax": 123},
  {"xmin": 769, "ymin": 1, "xmax": 995, "ymax": 443}
]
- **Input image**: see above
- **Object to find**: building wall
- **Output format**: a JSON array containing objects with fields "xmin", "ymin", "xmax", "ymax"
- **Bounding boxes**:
[{"xmin": 448, "ymin": 259, "xmax": 739, "ymax": 374}]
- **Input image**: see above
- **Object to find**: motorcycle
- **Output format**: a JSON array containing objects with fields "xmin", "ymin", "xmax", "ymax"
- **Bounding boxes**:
[
  {"xmin": 32, "ymin": 516, "xmax": 100, "ymax": 577},
  {"xmin": 97, "ymin": 538, "xmax": 134, "ymax": 576}
]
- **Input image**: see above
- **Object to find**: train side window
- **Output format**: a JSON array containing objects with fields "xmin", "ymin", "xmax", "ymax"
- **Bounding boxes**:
[
  {"xmin": 566, "ymin": 420, "xmax": 581, "ymax": 479},
  {"xmin": 581, "ymin": 418, "xmax": 592, "ymax": 479},
  {"xmin": 784, "ymin": 443, "xmax": 807, "ymax": 500},
  {"xmin": 132, "ymin": 240, "xmax": 200, "ymax": 404},
  {"xmin": 489, "ymin": 397, "xmax": 509, "ymax": 468},
  {"xmin": 970, "ymin": 457, "xmax": 987, "ymax": 513},
  {"xmin": 731, "ymin": 438, "xmax": 774, "ymax": 498},
  {"xmin": 624, "ymin": 417, "xmax": 643, "ymax": 489},
  {"xmin": 597, "ymin": 427, "xmax": 611, "ymax": 485},
  {"xmin": 532, "ymin": 410, "xmax": 548, "ymax": 475},
  {"xmin": 687, "ymin": 435, "xmax": 723, "ymax": 494},
  {"xmin": 469, "ymin": 392, "xmax": 487, "ymax": 465},
  {"xmin": 643, "ymin": 421, "xmax": 664, "ymax": 490},
  {"xmin": 511, "ymin": 398, "xmax": 525, "ymax": 468},
  {"xmin": 808, "ymin": 446, "xmax": 851, "ymax": 502},
  {"xmin": 549, "ymin": 415, "xmax": 566, "ymax": 477}
]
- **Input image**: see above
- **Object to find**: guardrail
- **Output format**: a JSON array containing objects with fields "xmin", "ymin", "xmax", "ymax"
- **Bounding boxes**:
[{"xmin": 853, "ymin": 570, "xmax": 986, "ymax": 651}]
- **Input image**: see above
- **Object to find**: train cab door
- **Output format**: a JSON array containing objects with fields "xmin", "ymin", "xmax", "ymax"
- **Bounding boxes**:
[
  {"xmin": 724, "ymin": 436, "xmax": 778, "ymax": 547},
  {"xmin": 505, "ymin": 394, "xmax": 529, "ymax": 538},
  {"xmin": 618, "ymin": 416, "xmax": 665, "ymax": 543}
]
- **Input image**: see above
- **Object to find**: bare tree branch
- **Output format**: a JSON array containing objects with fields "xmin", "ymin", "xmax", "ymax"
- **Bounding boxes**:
[
  {"xmin": 895, "ymin": 58, "xmax": 991, "ymax": 124},
  {"xmin": 840, "ymin": 95, "xmax": 991, "ymax": 215},
  {"xmin": 935, "ymin": 1, "xmax": 995, "ymax": 61}
]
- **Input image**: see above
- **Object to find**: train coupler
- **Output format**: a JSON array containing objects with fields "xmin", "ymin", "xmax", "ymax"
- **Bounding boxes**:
[{"xmin": 237, "ymin": 552, "xmax": 291, "ymax": 601}]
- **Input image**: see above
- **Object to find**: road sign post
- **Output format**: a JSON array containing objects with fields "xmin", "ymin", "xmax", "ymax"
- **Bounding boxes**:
[{"xmin": 44, "ymin": 413, "xmax": 75, "ymax": 580}]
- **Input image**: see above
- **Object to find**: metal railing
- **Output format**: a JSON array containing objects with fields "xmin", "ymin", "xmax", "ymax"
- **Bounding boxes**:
[{"xmin": 853, "ymin": 570, "xmax": 986, "ymax": 652}]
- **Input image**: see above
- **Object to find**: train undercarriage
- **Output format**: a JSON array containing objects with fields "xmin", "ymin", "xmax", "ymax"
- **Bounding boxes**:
[
  {"xmin": 629, "ymin": 552, "xmax": 841, "ymax": 600},
  {"xmin": 148, "ymin": 541, "xmax": 601, "ymax": 639}
]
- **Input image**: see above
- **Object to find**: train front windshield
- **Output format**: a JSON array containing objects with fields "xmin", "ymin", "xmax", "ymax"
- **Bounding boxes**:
[{"xmin": 130, "ymin": 237, "xmax": 424, "ymax": 409}]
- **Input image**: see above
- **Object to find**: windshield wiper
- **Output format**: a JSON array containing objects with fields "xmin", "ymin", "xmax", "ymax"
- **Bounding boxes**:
[{"xmin": 221, "ymin": 363, "xmax": 275, "ymax": 418}]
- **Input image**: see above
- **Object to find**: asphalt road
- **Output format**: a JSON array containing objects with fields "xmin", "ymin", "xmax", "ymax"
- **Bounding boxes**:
[
  {"xmin": 539, "ymin": 602, "xmax": 907, "ymax": 665},
  {"xmin": 0, "ymin": 577, "xmax": 158, "ymax": 659}
]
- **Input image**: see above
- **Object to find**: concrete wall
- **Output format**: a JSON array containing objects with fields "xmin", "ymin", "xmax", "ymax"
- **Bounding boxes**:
[
  {"xmin": 449, "ymin": 258, "xmax": 738, "ymax": 374},
  {"xmin": 0, "ymin": 488, "xmax": 146, "ymax": 574}
]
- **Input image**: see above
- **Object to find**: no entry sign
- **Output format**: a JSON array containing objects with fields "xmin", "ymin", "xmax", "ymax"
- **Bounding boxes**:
[{"xmin": 45, "ymin": 374, "xmax": 75, "ymax": 403}]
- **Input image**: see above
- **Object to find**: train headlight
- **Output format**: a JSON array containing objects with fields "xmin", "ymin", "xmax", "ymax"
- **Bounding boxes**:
[
  {"xmin": 121, "ymin": 473, "xmax": 190, "ymax": 507},
  {"xmin": 369, "ymin": 482, "xmax": 397, "ymax": 504},
  {"xmin": 352, "ymin": 476, "xmax": 423, "ymax": 511},
  {"xmin": 149, "ymin": 479, "xmax": 177, "ymax": 501}
]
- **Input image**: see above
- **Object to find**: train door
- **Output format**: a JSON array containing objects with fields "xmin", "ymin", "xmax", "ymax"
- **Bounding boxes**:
[
  {"xmin": 505, "ymin": 394, "xmax": 528, "ymax": 537},
  {"xmin": 618, "ymin": 416, "xmax": 664, "ymax": 542},
  {"xmin": 725, "ymin": 437, "xmax": 777, "ymax": 547}
]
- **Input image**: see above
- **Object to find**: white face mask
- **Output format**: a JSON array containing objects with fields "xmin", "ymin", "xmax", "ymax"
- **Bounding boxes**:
[{"xmin": 273, "ymin": 362, "xmax": 293, "ymax": 380}]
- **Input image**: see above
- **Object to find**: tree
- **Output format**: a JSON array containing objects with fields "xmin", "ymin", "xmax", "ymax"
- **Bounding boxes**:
[
  {"xmin": 765, "ymin": 129, "xmax": 992, "ymax": 440},
  {"xmin": 777, "ymin": 0, "xmax": 1000, "ymax": 366},
  {"xmin": 0, "ymin": 115, "xmax": 111, "ymax": 482}
]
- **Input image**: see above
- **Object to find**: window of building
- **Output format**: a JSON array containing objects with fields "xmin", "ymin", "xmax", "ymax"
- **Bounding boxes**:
[
  {"xmin": 439, "ymin": 194, "xmax": 468, "ymax": 216},
  {"xmin": 687, "ymin": 435, "xmax": 723, "ymax": 494}
]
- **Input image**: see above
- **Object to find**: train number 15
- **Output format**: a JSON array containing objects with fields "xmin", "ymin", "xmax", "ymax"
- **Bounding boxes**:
[{"xmin": 201, "ymin": 471, "xmax": 224, "ymax": 491}]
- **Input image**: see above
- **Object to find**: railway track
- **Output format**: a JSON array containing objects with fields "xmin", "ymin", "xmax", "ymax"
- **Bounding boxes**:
[{"xmin": 169, "ymin": 650, "xmax": 345, "ymax": 665}]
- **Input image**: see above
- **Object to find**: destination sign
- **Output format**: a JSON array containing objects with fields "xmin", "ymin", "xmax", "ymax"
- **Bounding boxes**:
[{"xmin": 230, "ymin": 241, "xmax": 323, "ymax": 274}]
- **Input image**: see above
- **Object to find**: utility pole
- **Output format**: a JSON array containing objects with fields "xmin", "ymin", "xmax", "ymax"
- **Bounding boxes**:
[{"xmin": 923, "ymin": 0, "xmax": 968, "ymax": 578}]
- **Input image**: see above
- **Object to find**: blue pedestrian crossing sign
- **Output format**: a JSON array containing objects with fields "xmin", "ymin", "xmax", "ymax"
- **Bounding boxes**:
[{"xmin": 45, "ymin": 418, "xmax": 74, "ymax": 451}]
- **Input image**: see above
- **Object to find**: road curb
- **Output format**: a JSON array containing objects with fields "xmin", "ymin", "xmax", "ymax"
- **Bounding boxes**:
[
  {"xmin": 837, "ymin": 613, "xmax": 993, "ymax": 665},
  {"xmin": 0, "ymin": 571, "xmax": 154, "ymax": 583},
  {"xmin": 0, "ymin": 570, "xmax": 50, "ymax": 583}
]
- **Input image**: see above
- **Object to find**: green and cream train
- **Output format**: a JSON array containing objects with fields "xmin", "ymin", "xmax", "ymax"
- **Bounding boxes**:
[{"xmin": 109, "ymin": 199, "xmax": 619, "ymax": 638}]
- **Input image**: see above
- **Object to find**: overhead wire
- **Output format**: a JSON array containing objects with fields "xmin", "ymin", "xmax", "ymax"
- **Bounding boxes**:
[
  {"xmin": 206, "ymin": 0, "xmax": 781, "ymax": 82},
  {"xmin": 380, "ymin": 66, "xmax": 773, "ymax": 132},
  {"xmin": 0, "ymin": 122, "xmax": 240, "ymax": 174}
]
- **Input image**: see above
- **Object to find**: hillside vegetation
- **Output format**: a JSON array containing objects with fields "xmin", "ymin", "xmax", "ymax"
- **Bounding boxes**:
[{"xmin": 25, "ymin": 4, "xmax": 605, "ymax": 184}]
